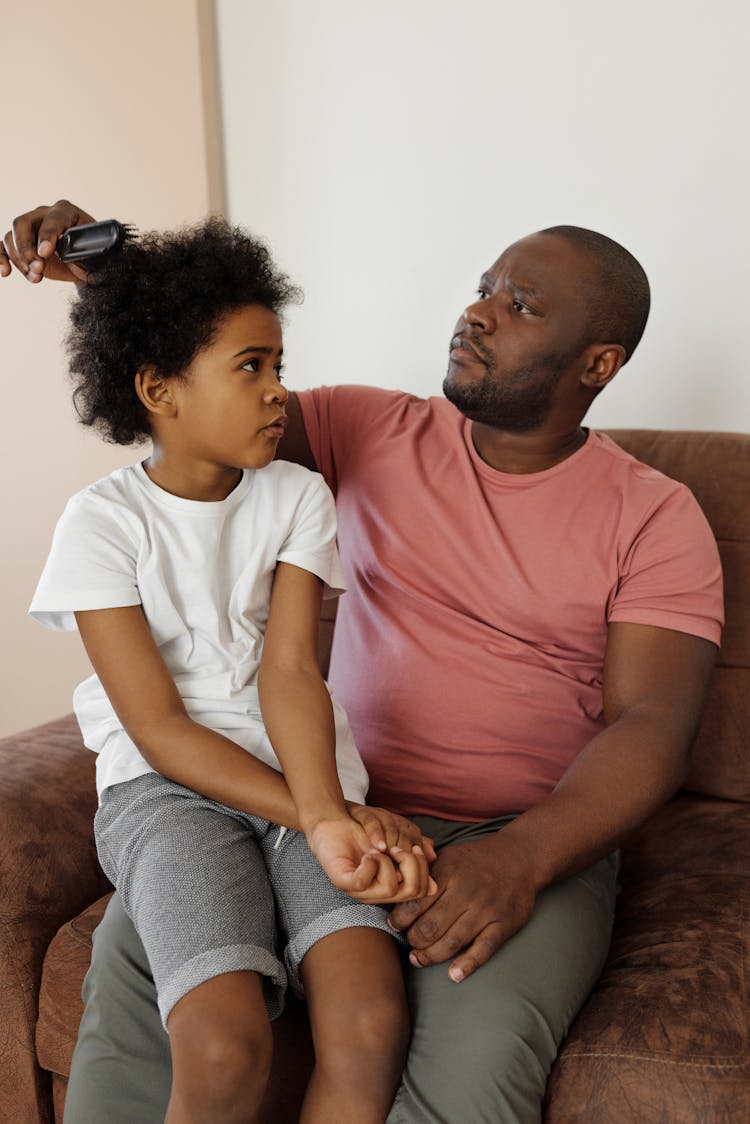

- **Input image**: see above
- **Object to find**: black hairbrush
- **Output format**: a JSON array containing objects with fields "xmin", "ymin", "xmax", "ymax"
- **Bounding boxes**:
[{"xmin": 56, "ymin": 219, "xmax": 137, "ymax": 271}]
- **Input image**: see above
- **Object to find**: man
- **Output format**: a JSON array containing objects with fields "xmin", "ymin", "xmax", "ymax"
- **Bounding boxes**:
[{"xmin": 2, "ymin": 205, "xmax": 722, "ymax": 1123}]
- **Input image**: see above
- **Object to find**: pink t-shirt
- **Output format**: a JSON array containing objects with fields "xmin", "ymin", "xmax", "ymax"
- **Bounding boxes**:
[{"xmin": 297, "ymin": 386, "xmax": 723, "ymax": 821}]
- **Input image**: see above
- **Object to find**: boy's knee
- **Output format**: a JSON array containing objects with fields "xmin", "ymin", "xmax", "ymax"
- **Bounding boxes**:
[
  {"xmin": 317, "ymin": 990, "xmax": 409, "ymax": 1078},
  {"xmin": 170, "ymin": 1007, "xmax": 273, "ymax": 1123}
]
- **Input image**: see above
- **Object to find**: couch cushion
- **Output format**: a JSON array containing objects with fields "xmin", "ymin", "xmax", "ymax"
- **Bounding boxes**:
[
  {"xmin": 36, "ymin": 895, "xmax": 111, "ymax": 1078},
  {"xmin": 546, "ymin": 795, "xmax": 750, "ymax": 1121}
]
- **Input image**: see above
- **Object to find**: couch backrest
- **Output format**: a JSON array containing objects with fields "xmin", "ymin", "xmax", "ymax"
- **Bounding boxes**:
[
  {"xmin": 605, "ymin": 430, "xmax": 750, "ymax": 801},
  {"xmin": 318, "ymin": 429, "xmax": 750, "ymax": 802}
]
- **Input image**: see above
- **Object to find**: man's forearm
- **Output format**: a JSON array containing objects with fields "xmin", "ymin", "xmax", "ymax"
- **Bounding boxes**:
[{"xmin": 499, "ymin": 706, "xmax": 691, "ymax": 891}]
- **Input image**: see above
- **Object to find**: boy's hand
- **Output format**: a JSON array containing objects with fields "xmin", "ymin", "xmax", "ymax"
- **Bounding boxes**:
[
  {"xmin": 306, "ymin": 814, "xmax": 437, "ymax": 904},
  {"xmin": 1, "ymin": 199, "xmax": 94, "ymax": 282},
  {"xmin": 346, "ymin": 802, "xmax": 438, "ymax": 863}
]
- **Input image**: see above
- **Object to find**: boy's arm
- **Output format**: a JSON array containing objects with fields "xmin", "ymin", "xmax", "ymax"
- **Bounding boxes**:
[
  {"xmin": 75, "ymin": 604, "xmax": 300, "ymax": 829},
  {"xmin": 259, "ymin": 561, "xmax": 433, "ymax": 901}
]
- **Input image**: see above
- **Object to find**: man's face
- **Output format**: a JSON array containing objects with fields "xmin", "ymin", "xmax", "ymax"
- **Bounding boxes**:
[{"xmin": 443, "ymin": 233, "xmax": 594, "ymax": 431}]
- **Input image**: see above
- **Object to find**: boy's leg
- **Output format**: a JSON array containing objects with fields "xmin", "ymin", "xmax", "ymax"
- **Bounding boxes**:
[
  {"xmin": 259, "ymin": 824, "xmax": 409, "ymax": 1122},
  {"xmin": 64, "ymin": 893, "xmax": 171, "ymax": 1124},
  {"xmin": 65, "ymin": 774, "xmax": 286, "ymax": 1124},
  {"xmin": 165, "ymin": 969, "xmax": 272, "ymax": 1124},
  {"xmin": 386, "ymin": 817, "xmax": 619, "ymax": 1124},
  {"xmin": 300, "ymin": 928, "xmax": 409, "ymax": 1124}
]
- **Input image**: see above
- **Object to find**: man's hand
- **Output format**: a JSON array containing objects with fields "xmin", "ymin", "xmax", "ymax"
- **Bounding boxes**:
[
  {"xmin": 1, "ymin": 199, "xmax": 95, "ymax": 282},
  {"xmin": 346, "ymin": 802, "xmax": 438, "ymax": 864},
  {"xmin": 388, "ymin": 829, "xmax": 538, "ymax": 982},
  {"xmin": 306, "ymin": 813, "xmax": 436, "ymax": 904}
]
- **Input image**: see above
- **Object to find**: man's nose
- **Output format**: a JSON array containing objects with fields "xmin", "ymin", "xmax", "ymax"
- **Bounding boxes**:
[{"xmin": 462, "ymin": 295, "xmax": 495, "ymax": 333}]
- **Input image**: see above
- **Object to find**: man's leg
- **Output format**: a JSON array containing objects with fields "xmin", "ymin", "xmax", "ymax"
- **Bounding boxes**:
[
  {"xmin": 387, "ymin": 818, "xmax": 619, "ymax": 1124},
  {"xmin": 64, "ymin": 893, "xmax": 171, "ymax": 1124}
]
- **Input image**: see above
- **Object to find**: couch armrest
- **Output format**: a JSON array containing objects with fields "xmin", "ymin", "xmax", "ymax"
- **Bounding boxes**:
[{"xmin": 0, "ymin": 715, "xmax": 110, "ymax": 1124}]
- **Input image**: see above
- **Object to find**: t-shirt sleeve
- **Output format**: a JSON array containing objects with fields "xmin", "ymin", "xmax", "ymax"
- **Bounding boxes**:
[
  {"xmin": 295, "ymin": 385, "xmax": 402, "ymax": 494},
  {"xmin": 608, "ymin": 484, "xmax": 724, "ymax": 646},
  {"xmin": 277, "ymin": 473, "xmax": 346, "ymax": 599},
  {"xmin": 29, "ymin": 491, "xmax": 141, "ymax": 632}
]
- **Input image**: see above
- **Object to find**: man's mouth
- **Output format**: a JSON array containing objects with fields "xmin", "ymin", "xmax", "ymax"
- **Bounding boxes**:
[{"xmin": 450, "ymin": 335, "xmax": 485, "ymax": 364}]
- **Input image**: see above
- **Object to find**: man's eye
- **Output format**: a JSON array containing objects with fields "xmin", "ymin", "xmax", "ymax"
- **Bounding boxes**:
[
  {"xmin": 512, "ymin": 300, "xmax": 528, "ymax": 313},
  {"xmin": 476, "ymin": 289, "xmax": 488, "ymax": 301}
]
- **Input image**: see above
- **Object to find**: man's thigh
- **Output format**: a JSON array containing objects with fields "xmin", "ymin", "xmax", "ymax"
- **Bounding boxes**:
[
  {"xmin": 388, "ymin": 819, "xmax": 619, "ymax": 1124},
  {"xmin": 64, "ymin": 893, "xmax": 170, "ymax": 1124}
]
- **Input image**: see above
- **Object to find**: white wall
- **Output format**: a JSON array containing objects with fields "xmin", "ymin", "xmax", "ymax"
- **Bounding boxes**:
[
  {"xmin": 216, "ymin": 0, "xmax": 749, "ymax": 433},
  {"xmin": 0, "ymin": 0, "xmax": 223, "ymax": 737}
]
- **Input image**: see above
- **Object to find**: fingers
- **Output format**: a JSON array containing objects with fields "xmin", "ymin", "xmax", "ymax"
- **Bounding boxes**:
[
  {"xmin": 388, "ymin": 845, "xmax": 434, "ymax": 901},
  {"xmin": 350, "ymin": 805, "xmax": 389, "ymax": 852},
  {"xmin": 346, "ymin": 847, "xmax": 436, "ymax": 905},
  {"xmin": 3, "ymin": 200, "xmax": 95, "ymax": 282},
  {"xmin": 407, "ymin": 916, "xmax": 505, "ymax": 979},
  {"xmin": 444, "ymin": 924, "xmax": 506, "ymax": 982},
  {"xmin": 387, "ymin": 885, "xmax": 436, "ymax": 931},
  {"xmin": 420, "ymin": 833, "xmax": 438, "ymax": 864}
]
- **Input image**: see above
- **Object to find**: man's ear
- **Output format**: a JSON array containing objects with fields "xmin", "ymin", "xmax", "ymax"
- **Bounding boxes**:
[
  {"xmin": 134, "ymin": 367, "xmax": 177, "ymax": 419},
  {"xmin": 580, "ymin": 344, "xmax": 627, "ymax": 392}
]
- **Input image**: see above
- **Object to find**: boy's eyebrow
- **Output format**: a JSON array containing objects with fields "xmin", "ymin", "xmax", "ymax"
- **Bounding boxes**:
[{"xmin": 232, "ymin": 345, "xmax": 283, "ymax": 358}]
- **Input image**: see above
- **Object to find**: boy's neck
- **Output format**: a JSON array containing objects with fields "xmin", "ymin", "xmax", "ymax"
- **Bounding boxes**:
[{"xmin": 143, "ymin": 450, "xmax": 243, "ymax": 502}]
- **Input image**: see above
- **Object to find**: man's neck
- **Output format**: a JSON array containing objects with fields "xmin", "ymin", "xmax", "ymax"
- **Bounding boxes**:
[{"xmin": 470, "ymin": 422, "xmax": 589, "ymax": 474}]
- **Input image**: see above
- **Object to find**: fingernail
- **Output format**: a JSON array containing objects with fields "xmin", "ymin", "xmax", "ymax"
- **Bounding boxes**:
[
  {"xmin": 38, "ymin": 240, "xmax": 53, "ymax": 255},
  {"xmin": 409, "ymin": 952, "xmax": 422, "ymax": 968},
  {"xmin": 412, "ymin": 844, "xmax": 424, "ymax": 855},
  {"xmin": 449, "ymin": 967, "xmax": 464, "ymax": 982}
]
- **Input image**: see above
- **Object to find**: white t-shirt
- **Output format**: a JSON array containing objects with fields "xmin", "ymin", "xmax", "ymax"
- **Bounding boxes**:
[{"xmin": 30, "ymin": 460, "xmax": 369, "ymax": 804}]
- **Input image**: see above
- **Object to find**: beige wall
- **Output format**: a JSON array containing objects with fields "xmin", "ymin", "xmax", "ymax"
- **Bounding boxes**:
[{"xmin": 1, "ymin": 0, "xmax": 225, "ymax": 736}]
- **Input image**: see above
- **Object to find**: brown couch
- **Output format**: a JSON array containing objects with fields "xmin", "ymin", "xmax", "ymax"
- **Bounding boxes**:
[{"xmin": 2, "ymin": 429, "xmax": 749, "ymax": 1124}]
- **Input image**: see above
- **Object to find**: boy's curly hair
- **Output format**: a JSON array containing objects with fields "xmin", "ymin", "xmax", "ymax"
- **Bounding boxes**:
[{"xmin": 66, "ymin": 217, "xmax": 302, "ymax": 445}]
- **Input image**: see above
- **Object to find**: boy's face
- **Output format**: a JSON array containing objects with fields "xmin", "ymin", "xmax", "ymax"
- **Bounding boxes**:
[{"xmin": 166, "ymin": 303, "xmax": 288, "ymax": 472}]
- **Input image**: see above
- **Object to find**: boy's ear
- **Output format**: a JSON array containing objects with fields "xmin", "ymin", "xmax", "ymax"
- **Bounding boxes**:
[{"xmin": 134, "ymin": 367, "xmax": 177, "ymax": 418}]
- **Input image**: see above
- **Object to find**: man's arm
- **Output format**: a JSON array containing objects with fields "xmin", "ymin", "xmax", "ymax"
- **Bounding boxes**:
[
  {"xmin": 389, "ymin": 622, "xmax": 717, "ymax": 981},
  {"xmin": 276, "ymin": 392, "xmax": 318, "ymax": 470},
  {"xmin": 1, "ymin": 199, "xmax": 94, "ymax": 282}
]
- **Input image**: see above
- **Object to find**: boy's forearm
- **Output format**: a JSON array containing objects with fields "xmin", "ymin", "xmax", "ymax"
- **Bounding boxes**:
[
  {"xmin": 258, "ymin": 663, "xmax": 347, "ymax": 831},
  {"xmin": 133, "ymin": 714, "xmax": 301, "ymax": 830}
]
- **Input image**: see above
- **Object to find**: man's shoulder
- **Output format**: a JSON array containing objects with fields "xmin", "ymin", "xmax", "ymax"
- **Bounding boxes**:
[{"xmin": 588, "ymin": 430, "xmax": 691, "ymax": 497}]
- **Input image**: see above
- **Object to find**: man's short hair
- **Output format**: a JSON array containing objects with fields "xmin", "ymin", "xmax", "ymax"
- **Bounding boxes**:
[{"xmin": 541, "ymin": 225, "xmax": 650, "ymax": 363}]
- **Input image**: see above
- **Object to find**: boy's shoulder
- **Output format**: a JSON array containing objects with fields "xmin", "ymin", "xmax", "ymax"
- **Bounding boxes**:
[
  {"xmin": 62, "ymin": 463, "xmax": 146, "ymax": 526},
  {"xmin": 259, "ymin": 459, "xmax": 329, "ymax": 497}
]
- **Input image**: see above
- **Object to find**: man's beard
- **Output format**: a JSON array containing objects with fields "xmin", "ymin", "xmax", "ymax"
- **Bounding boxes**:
[{"xmin": 442, "ymin": 350, "xmax": 573, "ymax": 432}]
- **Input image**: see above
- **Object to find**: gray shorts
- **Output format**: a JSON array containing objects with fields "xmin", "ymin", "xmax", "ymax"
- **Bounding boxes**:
[{"xmin": 94, "ymin": 772, "xmax": 399, "ymax": 1028}]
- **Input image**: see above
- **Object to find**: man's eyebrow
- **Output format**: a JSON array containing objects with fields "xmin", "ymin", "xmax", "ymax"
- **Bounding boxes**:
[
  {"xmin": 232, "ymin": 345, "xmax": 283, "ymax": 358},
  {"xmin": 506, "ymin": 277, "xmax": 543, "ymax": 302}
]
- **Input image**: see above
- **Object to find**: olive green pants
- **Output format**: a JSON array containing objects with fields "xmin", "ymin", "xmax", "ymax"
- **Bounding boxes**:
[{"xmin": 64, "ymin": 816, "xmax": 618, "ymax": 1124}]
